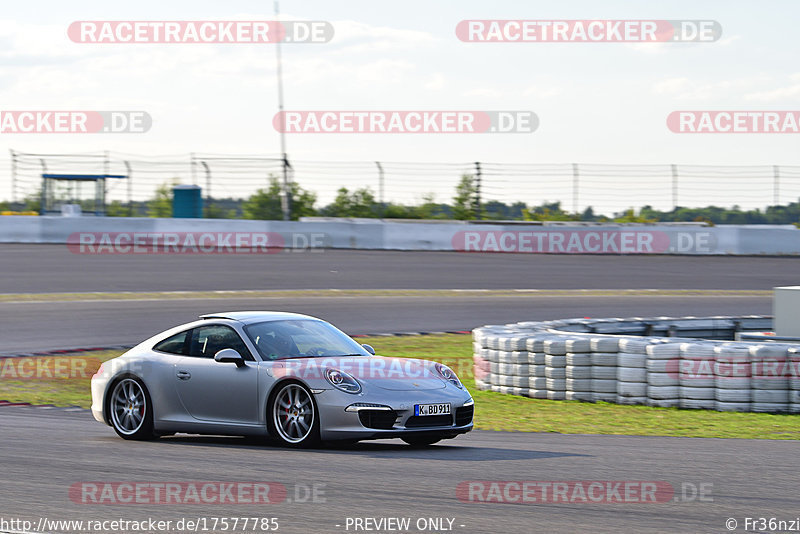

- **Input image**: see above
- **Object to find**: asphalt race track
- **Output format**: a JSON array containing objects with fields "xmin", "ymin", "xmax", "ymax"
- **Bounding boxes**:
[
  {"xmin": 1, "ymin": 406, "xmax": 797, "ymax": 534},
  {"xmin": 0, "ymin": 245, "xmax": 791, "ymax": 352},
  {"xmin": 0, "ymin": 295, "xmax": 771, "ymax": 354},
  {"xmin": 2, "ymin": 245, "xmax": 799, "ymax": 292},
  {"xmin": 1, "ymin": 245, "xmax": 798, "ymax": 533}
]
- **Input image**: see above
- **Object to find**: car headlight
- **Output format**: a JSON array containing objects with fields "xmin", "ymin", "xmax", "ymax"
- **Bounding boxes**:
[
  {"xmin": 325, "ymin": 368, "xmax": 362, "ymax": 394},
  {"xmin": 435, "ymin": 363, "xmax": 463, "ymax": 389}
]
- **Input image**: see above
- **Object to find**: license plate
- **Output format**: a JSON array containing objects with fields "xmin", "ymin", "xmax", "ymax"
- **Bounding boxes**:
[{"xmin": 414, "ymin": 403, "xmax": 451, "ymax": 416}]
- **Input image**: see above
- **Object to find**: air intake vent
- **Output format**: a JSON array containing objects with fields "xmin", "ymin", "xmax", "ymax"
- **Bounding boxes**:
[
  {"xmin": 405, "ymin": 414, "xmax": 453, "ymax": 428},
  {"xmin": 455, "ymin": 405, "xmax": 474, "ymax": 426},
  {"xmin": 358, "ymin": 410, "xmax": 398, "ymax": 430}
]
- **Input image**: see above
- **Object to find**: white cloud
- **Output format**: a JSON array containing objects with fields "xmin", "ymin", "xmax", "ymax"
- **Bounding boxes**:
[
  {"xmin": 325, "ymin": 19, "xmax": 438, "ymax": 54},
  {"xmin": 624, "ymin": 42, "xmax": 669, "ymax": 55},
  {"xmin": 424, "ymin": 73, "xmax": 445, "ymax": 91},
  {"xmin": 717, "ymin": 34, "xmax": 742, "ymax": 46},
  {"xmin": 652, "ymin": 76, "xmax": 771, "ymax": 101},
  {"xmin": 745, "ymin": 84, "xmax": 800, "ymax": 102},
  {"xmin": 523, "ymin": 84, "xmax": 560, "ymax": 99}
]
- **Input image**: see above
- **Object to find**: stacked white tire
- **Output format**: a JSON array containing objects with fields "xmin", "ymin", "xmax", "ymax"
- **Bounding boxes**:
[
  {"xmin": 679, "ymin": 343, "xmax": 717, "ymax": 410},
  {"xmin": 544, "ymin": 339, "xmax": 569, "ymax": 400},
  {"xmin": 472, "ymin": 317, "xmax": 800, "ymax": 414},
  {"xmin": 524, "ymin": 335, "xmax": 551, "ymax": 399},
  {"xmin": 590, "ymin": 337, "xmax": 619, "ymax": 402},
  {"xmin": 645, "ymin": 343, "xmax": 681, "ymax": 407},
  {"xmin": 714, "ymin": 343, "xmax": 751, "ymax": 412},
  {"xmin": 473, "ymin": 350, "xmax": 491, "ymax": 391},
  {"xmin": 616, "ymin": 338, "xmax": 649, "ymax": 405},
  {"xmin": 790, "ymin": 348, "xmax": 800, "ymax": 414},
  {"xmin": 750, "ymin": 344, "xmax": 790, "ymax": 413},
  {"xmin": 564, "ymin": 338, "xmax": 593, "ymax": 402}
]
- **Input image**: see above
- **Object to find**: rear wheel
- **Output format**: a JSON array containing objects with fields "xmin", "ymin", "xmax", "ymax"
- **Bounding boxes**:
[
  {"xmin": 109, "ymin": 377, "xmax": 155, "ymax": 440},
  {"xmin": 269, "ymin": 382, "xmax": 320, "ymax": 447},
  {"xmin": 402, "ymin": 436, "xmax": 441, "ymax": 447}
]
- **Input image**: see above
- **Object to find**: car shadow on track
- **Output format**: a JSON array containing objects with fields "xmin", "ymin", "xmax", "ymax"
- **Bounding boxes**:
[{"xmin": 154, "ymin": 435, "xmax": 588, "ymax": 462}]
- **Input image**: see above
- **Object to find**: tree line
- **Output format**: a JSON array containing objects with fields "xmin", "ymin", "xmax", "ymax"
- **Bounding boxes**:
[{"xmin": 5, "ymin": 175, "xmax": 800, "ymax": 225}]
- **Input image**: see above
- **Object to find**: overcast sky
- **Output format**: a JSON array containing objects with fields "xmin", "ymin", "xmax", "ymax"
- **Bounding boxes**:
[{"xmin": 2, "ymin": 1, "xmax": 799, "ymax": 209}]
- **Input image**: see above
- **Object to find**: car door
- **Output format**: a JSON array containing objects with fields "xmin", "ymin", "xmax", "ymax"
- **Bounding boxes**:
[{"xmin": 174, "ymin": 324, "xmax": 259, "ymax": 425}]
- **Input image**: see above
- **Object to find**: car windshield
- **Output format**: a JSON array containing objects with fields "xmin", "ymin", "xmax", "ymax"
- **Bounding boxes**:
[{"xmin": 243, "ymin": 319, "xmax": 370, "ymax": 361}]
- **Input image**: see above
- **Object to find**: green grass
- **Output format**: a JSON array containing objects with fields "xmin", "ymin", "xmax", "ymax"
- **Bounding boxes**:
[
  {"xmin": 2, "ymin": 336, "xmax": 798, "ymax": 439},
  {"xmin": 0, "ymin": 351, "xmax": 119, "ymax": 408}
]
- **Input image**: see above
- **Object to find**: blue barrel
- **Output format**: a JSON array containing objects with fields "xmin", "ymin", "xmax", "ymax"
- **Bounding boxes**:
[{"xmin": 172, "ymin": 185, "xmax": 203, "ymax": 218}]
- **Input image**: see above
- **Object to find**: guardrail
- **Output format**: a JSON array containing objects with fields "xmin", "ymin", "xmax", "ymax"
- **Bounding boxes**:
[
  {"xmin": 472, "ymin": 316, "xmax": 800, "ymax": 413},
  {"xmin": 2, "ymin": 216, "xmax": 800, "ymax": 255}
]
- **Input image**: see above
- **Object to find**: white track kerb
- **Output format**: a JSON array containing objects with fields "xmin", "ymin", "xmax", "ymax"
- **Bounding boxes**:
[{"xmin": 472, "ymin": 316, "xmax": 800, "ymax": 414}]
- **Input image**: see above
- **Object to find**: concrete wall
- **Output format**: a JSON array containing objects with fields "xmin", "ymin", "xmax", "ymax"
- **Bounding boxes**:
[{"xmin": 2, "ymin": 215, "xmax": 800, "ymax": 255}]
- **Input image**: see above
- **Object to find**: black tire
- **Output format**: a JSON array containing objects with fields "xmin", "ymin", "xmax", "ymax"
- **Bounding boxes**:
[
  {"xmin": 268, "ymin": 381, "xmax": 320, "ymax": 448},
  {"xmin": 108, "ymin": 377, "xmax": 156, "ymax": 440},
  {"xmin": 402, "ymin": 436, "xmax": 442, "ymax": 447}
]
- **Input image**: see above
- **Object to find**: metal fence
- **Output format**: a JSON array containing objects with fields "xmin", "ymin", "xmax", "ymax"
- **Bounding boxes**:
[{"xmin": 7, "ymin": 150, "xmax": 800, "ymax": 216}]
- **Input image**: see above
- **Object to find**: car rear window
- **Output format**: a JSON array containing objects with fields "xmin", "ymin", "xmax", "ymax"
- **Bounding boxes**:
[{"xmin": 153, "ymin": 330, "xmax": 190, "ymax": 355}]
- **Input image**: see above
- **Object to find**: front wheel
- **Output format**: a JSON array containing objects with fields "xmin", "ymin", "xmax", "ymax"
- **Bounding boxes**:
[
  {"xmin": 402, "ymin": 436, "xmax": 441, "ymax": 447},
  {"xmin": 269, "ymin": 382, "xmax": 320, "ymax": 447},
  {"xmin": 109, "ymin": 377, "xmax": 155, "ymax": 440}
]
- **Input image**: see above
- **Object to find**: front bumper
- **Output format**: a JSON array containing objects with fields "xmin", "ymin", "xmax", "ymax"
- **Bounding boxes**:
[{"xmin": 314, "ymin": 387, "xmax": 474, "ymax": 441}]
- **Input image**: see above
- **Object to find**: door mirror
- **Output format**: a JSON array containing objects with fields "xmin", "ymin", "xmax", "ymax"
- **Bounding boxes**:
[
  {"xmin": 214, "ymin": 348, "xmax": 245, "ymax": 367},
  {"xmin": 362, "ymin": 344, "xmax": 376, "ymax": 355}
]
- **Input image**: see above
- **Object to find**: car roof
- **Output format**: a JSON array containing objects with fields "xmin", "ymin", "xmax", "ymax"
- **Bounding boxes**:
[{"xmin": 199, "ymin": 311, "xmax": 320, "ymax": 324}]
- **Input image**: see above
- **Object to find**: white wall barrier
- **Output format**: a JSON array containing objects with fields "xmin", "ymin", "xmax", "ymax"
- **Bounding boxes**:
[
  {"xmin": 472, "ymin": 316, "xmax": 800, "ymax": 414},
  {"xmin": 2, "ymin": 216, "xmax": 800, "ymax": 255}
]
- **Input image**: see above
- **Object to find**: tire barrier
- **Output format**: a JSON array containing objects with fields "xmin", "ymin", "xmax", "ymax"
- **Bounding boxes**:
[{"xmin": 472, "ymin": 315, "xmax": 800, "ymax": 414}]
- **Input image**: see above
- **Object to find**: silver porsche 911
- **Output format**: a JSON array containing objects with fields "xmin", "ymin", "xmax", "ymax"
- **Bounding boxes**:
[{"xmin": 91, "ymin": 312, "xmax": 473, "ymax": 447}]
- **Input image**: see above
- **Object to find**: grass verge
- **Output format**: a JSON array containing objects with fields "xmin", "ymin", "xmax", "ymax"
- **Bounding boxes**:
[{"xmin": 1, "ymin": 336, "xmax": 797, "ymax": 439}]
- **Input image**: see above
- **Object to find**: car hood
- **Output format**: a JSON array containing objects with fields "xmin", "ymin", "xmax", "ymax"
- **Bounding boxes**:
[{"xmin": 270, "ymin": 355, "xmax": 446, "ymax": 391}]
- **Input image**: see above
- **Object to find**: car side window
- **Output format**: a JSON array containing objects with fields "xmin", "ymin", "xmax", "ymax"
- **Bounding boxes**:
[
  {"xmin": 189, "ymin": 325, "xmax": 253, "ymax": 361},
  {"xmin": 153, "ymin": 330, "xmax": 190, "ymax": 355}
]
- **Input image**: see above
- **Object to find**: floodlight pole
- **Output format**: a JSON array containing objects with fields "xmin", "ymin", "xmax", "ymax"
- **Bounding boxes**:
[
  {"xmin": 376, "ymin": 161, "xmax": 384, "ymax": 217},
  {"xmin": 201, "ymin": 161, "xmax": 211, "ymax": 217},
  {"xmin": 125, "ymin": 161, "xmax": 133, "ymax": 216},
  {"xmin": 39, "ymin": 159, "xmax": 48, "ymax": 215},
  {"xmin": 275, "ymin": 0, "xmax": 291, "ymax": 221},
  {"xmin": 10, "ymin": 150, "xmax": 16, "ymax": 204}
]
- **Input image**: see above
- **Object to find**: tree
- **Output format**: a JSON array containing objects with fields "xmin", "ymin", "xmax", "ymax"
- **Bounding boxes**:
[
  {"xmin": 205, "ymin": 203, "xmax": 236, "ymax": 219},
  {"xmin": 613, "ymin": 208, "xmax": 656, "ymax": 223},
  {"xmin": 147, "ymin": 183, "xmax": 173, "ymax": 218},
  {"xmin": 322, "ymin": 187, "xmax": 379, "ymax": 218},
  {"xmin": 22, "ymin": 190, "xmax": 41, "ymax": 213},
  {"xmin": 452, "ymin": 174, "xmax": 478, "ymax": 220},
  {"xmin": 105, "ymin": 200, "xmax": 129, "ymax": 217},
  {"xmin": 243, "ymin": 177, "xmax": 316, "ymax": 220},
  {"xmin": 415, "ymin": 193, "xmax": 450, "ymax": 219},
  {"xmin": 522, "ymin": 201, "xmax": 580, "ymax": 221}
]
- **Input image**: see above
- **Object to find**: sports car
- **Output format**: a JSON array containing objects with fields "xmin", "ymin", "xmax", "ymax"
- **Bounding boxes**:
[{"xmin": 90, "ymin": 311, "xmax": 473, "ymax": 447}]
